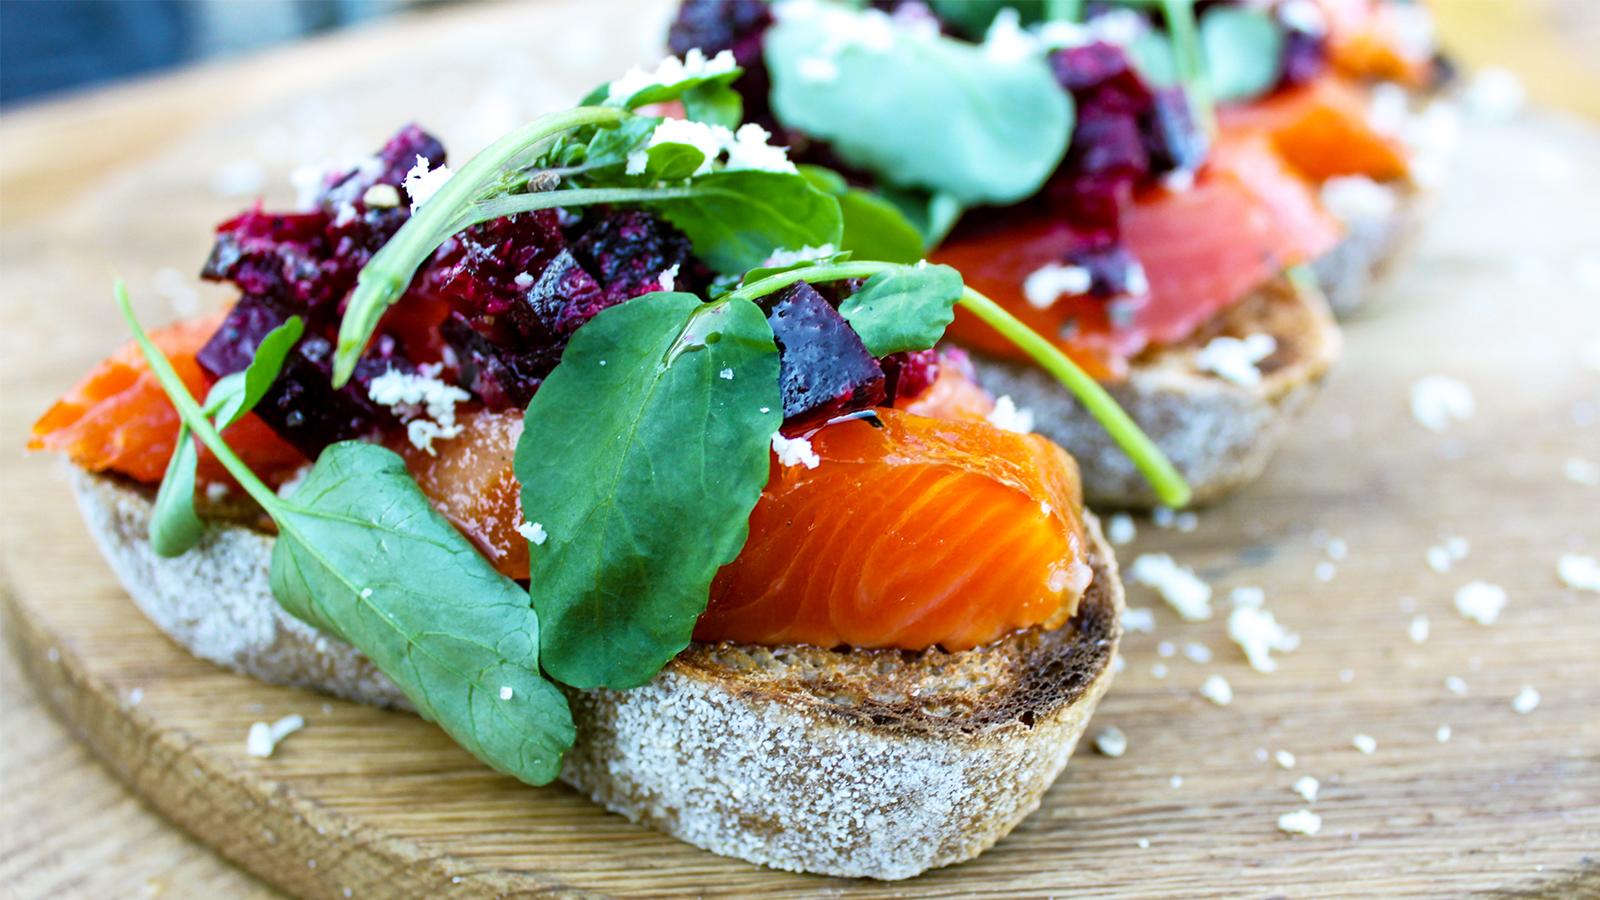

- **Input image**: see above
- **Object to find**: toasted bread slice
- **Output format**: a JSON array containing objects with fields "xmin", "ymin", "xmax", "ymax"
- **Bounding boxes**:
[
  {"xmin": 970, "ymin": 274, "xmax": 1340, "ymax": 508},
  {"xmin": 72, "ymin": 468, "xmax": 1124, "ymax": 880},
  {"xmin": 1313, "ymin": 176, "xmax": 1429, "ymax": 317}
]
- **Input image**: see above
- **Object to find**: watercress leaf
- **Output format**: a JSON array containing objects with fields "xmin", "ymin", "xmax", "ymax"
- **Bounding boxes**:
[
  {"xmin": 681, "ymin": 79, "xmax": 744, "ymax": 129},
  {"xmin": 580, "ymin": 115, "xmax": 662, "ymax": 171},
  {"xmin": 589, "ymin": 63, "xmax": 744, "ymax": 110},
  {"xmin": 655, "ymin": 170, "xmax": 843, "ymax": 274},
  {"xmin": 269, "ymin": 441, "xmax": 575, "ymax": 785},
  {"xmin": 798, "ymin": 165, "xmax": 925, "ymax": 263},
  {"xmin": 643, "ymin": 142, "xmax": 710, "ymax": 182},
  {"xmin": 765, "ymin": 10, "xmax": 1072, "ymax": 204},
  {"xmin": 206, "ymin": 316, "xmax": 304, "ymax": 427},
  {"xmin": 517, "ymin": 292, "xmax": 782, "ymax": 689},
  {"xmin": 877, "ymin": 185, "xmax": 966, "ymax": 248},
  {"xmin": 837, "ymin": 263, "xmax": 964, "ymax": 356},
  {"xmin": 1128, "ymin": 30, "xmax": 1179, "ymax": 88},
  {"xmin": 1200, "ymin": 5, "xmax": 1285, "ymax": 102},
  {"xmin": 740, "ymin": 249, "xmax": 854, "ymax": 288}
]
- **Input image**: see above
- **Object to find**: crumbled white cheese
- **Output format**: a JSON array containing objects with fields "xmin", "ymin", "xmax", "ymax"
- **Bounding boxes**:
[
  {"xmin": 276, "ymin": 465, "xmax": 312, "ymax": 500},
  {"xmin": 606, "ymin": 48, "xmax": 738, "ymax": 104},
  {"xmin": 1035, "ymin": 20, "xmax": 1093, "ymax": 51},
  {"xmin": 1150, "ymin": 662, "xmax": 1169, "ymax": 679},
  {"xmin": 127, "ymin": 687, "xmax": 144, "ymax": 707},
  {"xmin": 1314, "ymin": 561, "xmax": 1337, "ymax": 583},
  {"xmin": 402, "ymin": 156, "xmax": 454, "ymax": 213},
  {"xmin": 1157, "ymin": 641, "xmax": 1176, "ymax": 658},
  {"xmin": 1087, "ymin": 8, "xmax": 1148, "ymax": 47},
  {"xmin": 658, "ymin": 263, "xmax": 679, "ymax": 292},
  {"xmin": 1107, "ymin": 513, "xmax": 1136, "ymax": 545},
  {"xmin": 718, "ymin": 368, "xmax": 734, "ymax": 381},
  {"xmin": 1174, "ymin": 511, "xmax": 1199, "ymax": 533},
  {"xmin": 1292, "ymin": 775, "xmax": 1320, "ymax": 803},
  {"xmin": 1169, "ymin": 775, "xmax": 1184, "ymax": 789},
  {"xmin": 1021, "ymin": 262, "xmax": 1092, "ymax": 309},
  {"xmin": 1338, "ymin": 668, "xmax": 1356, "ymax": 684},
  {"xmin": 1445, "ymin": 675, "xmax": 1469, "ymax": 696},
  {"xmin": 983, "ymin": 7, "xmax": 1038, "ymax": 64},
  {"xmin": 1111, "ymin": 653, "xmax": 1126, "ymax": 674},
  {"xmin": 625, "ymin": 149, "xmax": 650, "ymax": 176},
  {"xmin": 1558, "ymin": 554, "xmax": 1600, "ymax": 593},
  {"xmin": 771, "ymin": 432, "xmax": 820, "ymax": 469},
  {"xmin": 1093, "ymin": 726, "xmax": 1128, "ymax": 758},
  {"xmin": 1124, "ymin": 262, "xmax": 1150, "ymax": 297},
  {"xmin": 1321, "ymin": 175, "xmax": 1398, "ymax": 224},
  {"xmin": 1129, "ymin": 554, "xmax": 1213, "ymax": 621},
  {"xmin": 1511, "ymin": 685, "xmax": 1541, "ymax": 714},
  {"xmin": 1231, "ymin": 586, "xmax": 1265, "ymax": 609},
  {"xmin": 1352, "ymin": 734, "xmax": 1377, "ymax": 755},
  {"xmin": 362, "ymin": 183, "xmax": 401, "ymax": 209},
  {"xmin": 1410, "ymin": 375, "xmax": 1475, "ymax": 432},
  {"xmin": 1121, "ymin": 607, "xmax": 1156, "ymax": 634},
  {"xmin": 775, "ymin": 0, "xmax": 900, "ymax": 54},
  {"xmin": 1137, "ymin": 837, "xmax": 1151, "ymax": 850},
  {"xmin": 648, "ymin": 118, "xmax": 728, "ymax": 175},
  {"xmin": 1463, "ymin": 67, "xmax": 1525, "ymax": 123},
  {"xmin": 1325, "ymin": 538, "xmax": 1348, "ymax": 562},
  {"xmin": 517, "ymin": 521, "xmax": 548, "ymax": 546},
  {"xmin": 1196, "ymin": 333, "xmax": 1278, "ymax": 387},
  {"xmin": 1200, "ymin": 674, "xmax": 1234, "ymax": 707},
  {"xmin": 1408, "ymin": 614, "xmax": 1430, "ymax": 644},
  {"xmin": 761, "ymin": 244, "xmax": 837, "ymax": 268},
  {"xmin": 499, "ymin": 686, "xmax": 514, "ymax": 701},
  {"xmin": 1152, "ymin": 506, "xmax": 1175, "ymax": 529},
  {"xmin": 1454, "ymin": 581, "xmax": 1507, "ymax": 625},
  {"xmin": 1161, "ymin": 168, "xmax": 1196, "ymax": 193},
  {"xmin": 1436, "ymin": 725, "xmax": 1453, "ymax": 743},
  {"xmin": 1228, "ymin": 604, "xmax": 1300, "ymax": 673},
  {"xmin": 723, "ymin": 122, "xmax": 798, "ymax": 174},
  {"xmin": 514, "ymin": 271, "xmax": 536, "ymax": 290},
  {"xmin": 1183, "ymin": 643, "xmax": 1213, "ymax": 664},
  {"xmin": 1277, "ymin": 809, "xmax": 1322, "ymax": 836},
  {"xmin": 1564, "ymin": 458, "xmax": 1600, "ymax": 487},
  {"xmin": 1275, "ymin": 750, "xmax": 1296, "ymax": 770},
  {"xmin": 367, "ymin": 365, "xmax": 470, "ymax": 454},
  {"xmin": 986, "ymin": 395, "xmax": 1035, "ymax": 434},
  {"xmin": 246, "ymin": 714, "xmax": 306, "ymax": 758}
]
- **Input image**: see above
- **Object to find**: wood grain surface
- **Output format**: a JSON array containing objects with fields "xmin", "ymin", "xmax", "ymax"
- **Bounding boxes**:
[{"xmin": 3, "ymin": 1, "xmax": 1600, "ymax": 897}]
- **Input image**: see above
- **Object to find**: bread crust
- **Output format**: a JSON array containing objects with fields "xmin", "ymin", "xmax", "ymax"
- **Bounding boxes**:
[
  {"xmin": 970, "ymin": 275, "xmax": 1340, "ymax": 508},
  {"xmin": 71, "ymin": 468, "xmax": 1124, "ymax": 880},
  {"xmin": 1314, "ymin": 177, "xmax": 1429, "ymax": 318}
]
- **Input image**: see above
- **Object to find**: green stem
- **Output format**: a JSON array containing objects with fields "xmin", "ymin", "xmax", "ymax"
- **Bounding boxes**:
[
  {"xmin": 726, "ymin": 260, "xmax": 897, "ymax": 304},
  {"xmin": 1047, "ymin": 0, "xmax": 1085, "ymax": 22},
  {"xmin": 114, "ymin": 283, "xmax": 284, "ymax": 513},
  {"xmin": 957, "ymin": 286, "xmax": 1192, "ymax": 508},
  {"xmin": 333, "ymin": 105, "xmax": 631, "ymax": 387},
  {"xmin": 467, "ymin": 186, "xmax": 697, "ymax": 229}
]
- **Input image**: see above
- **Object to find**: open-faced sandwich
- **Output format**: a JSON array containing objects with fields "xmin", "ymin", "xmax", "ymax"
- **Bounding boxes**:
[
  {"xmin": 667, "ymin": 0, "xmax": 1455, "ymax": 506},
  {"xmin": 30, "ymin": 61, "xmax": 1191, "ymax": 879}
]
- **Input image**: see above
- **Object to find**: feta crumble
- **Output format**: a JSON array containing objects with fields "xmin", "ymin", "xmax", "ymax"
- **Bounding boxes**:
[
  {"xmin": 1407, "ymin": 614, "xmax": 1430, "ymax": 644},
  {"xmin": 1352, "ymin": 733, "xmax": 1377, "ymax": 755},
  {"xmin": 1292, "ymin": 776, "xmax": 1320, "ymax": 803},
  {"xmin": 514, "ymin": 271, "xmax": 536, "ymax": 290},
  {"xmin": 402, "ymin": 155, "xmax": 454, "ymax": 213},
  {"xmin": 1195, "ymin": 334, "xmax": 1277, "ymax": 387},
  {"xmin": 606, "ymin": 48, "xmax": 738, "ymax": 104},
  {"xmin": 499, "ymin": 686, "xmax": 514, "ymax": 701},
  {"xmin": 367, "ymin": 365, "xmax": 470, "ymax": 454},
  {"xmin": 246, "ymin": 714, "xmax": 306, "ymax": 758},
  {"xmin": 1150, "ymin": 662, "xmax": 1169, "ymax": 679},
  {"xmin": 1200, "ymin": 674, "xmax": 1234, "ymax": 707},
  {"xmin": 986, "ymin": 395, "xmax": 1035, "ymax": 434},
  {"xmin": 1410, "ymin": 375, "xmax": 1475, "ymax": 432},
  {"xmin": 1511, "ymin": 685, "xmax": 1541, "ymax": 714},
  {"xmin": 1557, "ymin": 554, "xmax": 1600, "ymax": 593},
  {"xmin": 1436, "ymin": 724, "xmax": 1453, "ymax": 743},
  {"xmin": 1314, "ymin": 561, "xmax": 1337, "ymax": 582},
  {"xmin": 1093, "ymin": 726, "xmax": 1128, "ymax": 758},
  {"xmin": 761, "ymin": 244, "xmax": 837, "ymax": 268},
  {"xmin": 1021, "ymin": 262, "xmax": 1092, "ymax": 309},
  {"xmin": 1564, "ymin": 457, "xmax": 1600, "ymax": 487},
  {"xmin": 1121, "ymin": 607, "xmax": 1156, "ymax": 634},
  {"xmin": 1107, "ymin": 513, "xmax": 1136, "ymax": 545},
  {"xmin": 658, "ymin": 263, "xmax": 680, "ymax": 292},
  {"xmin": 1453, "ymin": 581, "xmax": 1507, "ymax": 625},
  {"xmin": 1275, "ymin": 750, "xmax": 1296, "ymax": 770},
  {"xmin": 1183, "ymin": 642, "xmax": 1213, "ymax": 664},
  {"xmin": 718, "ymin": 367, "xmax": 734, "ymax": 381},
  {"xmin": 1229, "ymin": 604, "xmax": 1300, "ymax": 673},
  {"xmin": 771, "ymin": 432, "xmax": 820, "ymax": 469},
  {"xmin": 1169, "ymin": 775, "xmax": 1184, "ymax": 789},
  {"xmin": 1129, "ymin": 554, "xmax": 1212, "ymax": 621},
  {"xmin": 723, "ymin": 122, "xmax": 798, "ymax": 173},
  {"xmin": 517, "ymin": 521, "xmax": 548, "ymax": 546},
  {"xmin": 1445, "ymin": 675, "xmax": 1469, "ymax": 696},
  {"xmin": 1277, "ymin": 809, "xmax": 1322, "ymax": 836}
]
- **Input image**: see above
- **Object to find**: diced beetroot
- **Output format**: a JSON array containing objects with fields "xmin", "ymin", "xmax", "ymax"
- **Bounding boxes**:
[
  {"xmin": 571, "ymin": 210, "xmax": 700, "ymax": 304},
  {"xmin": 1275, "ymin": 4, "xmax": 1328, "ymax": 88},
  {"xmin": 200, "ymin": 207, "xmax": 342, "ymax": 308},
  {"xmin": 530, "ymin": 250, "xmax": 608, "ymax": 337},
  {"xmin": 425, "ymin": 211, "xmax": 567, "ymax": 318},
  {"xmin": 1050, "ymin": 42, "xmax": 1147, "ymax": 99},
  {"xmin": 765, "ymin": 282, "xmax": 885, "ymax": 429},
  {"xmin": 318, "ymin": 123, "xmax": 446, "ymax": 209},
  {"xmin": 1144, "ymin": 86, "xmax": 1208, "ymax": 174},
  {"xmin": 441, "ymin": 313, "xmax": 555, "ymax": 411},
  {"xmin": 881, "ymin": 347, "xmax": 939, "ymax": 405}
]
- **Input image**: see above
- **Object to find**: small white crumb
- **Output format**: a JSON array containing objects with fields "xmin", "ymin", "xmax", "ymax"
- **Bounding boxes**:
[
  {"xmin": 1183, "ymin": 642, "xmax": 1213, "ymax": 664},
  {"xmin": 1410, "ymin": 375, "xmax": 1475, "ymax": 432},
  {"xmin": 1436, "ymin": 725, "xmax": 1453, "ymax": 743},
  {"xmin": 1557, "ymin": 554, "xmax": 1600, "ymax": 593},
  {"xmin": 127, "ymin": 687, "xmax": 144, "ymax": 707},
  {"xmin": 359, "ymin": 587, "xmax": 373, "ymax": 599},
  {"xmin": 1107, "ymin": 513, "xmax": 1137, "ymax": 545},
  {"xmin": 1157, "ymin": 641, "xmax": 1176, "ymax": 658},
  {"xmin": 1129, "ymin": 554, "xmax": 1213, "ymax": 621},
  {"xmin": 986, "ymin": 394, "xmax": 1035, "ymax": 433},
  {"xmin": 718, "ymin": 367, "xmax": 735, "ymax": 380},
  {"xmin": 367, "ymin": 365, "xmax": 469, "ymax": 454},
  {"xmin": 1174, "ymin": 511, "xmax": 1199, "ymax": 533},
  {"xmin": 1325, "ymin": 538, "xmax": 1348, "ymax": 561},
  {"xmin": 1314, "ymin": 561, "xmax": 1337, "ymax": 582},
  {"xmin": 1445, "ymin": 675, "xmax": 1469, "ymax": 696},
  {"xmin": 362, "ymin": 183, "xmax": 401, "ymax": 208},
  {"xmin": 1254, "ymin": 747, "xmax": 1269, "ymax": 763},
  {"xmin": 1454, "ymin": 581, "xmax": 1507, "ymax": 624},
  {"xmin": 247, "ymin": 715, "xmax": 306, "ymax": 758},
  {"xmin": 771, "ymin": 432, "xmax": 820, "ymax": 469},
  {"xmin": 1564, "ymin": 458, "xmax": 1600, "ymax": 487},
  {"xmin": 1399, "ymin": 595, "xmax": 1418, "ymax": 613},
  {"xmin": 499, "ymin": 686, "xmax": 513, "ymax": 701},
  {"xmin": 1408, "ymin": 614, "xmax": 1430, "ymax": 644},
  {"xmin": 1022, "ymin": 261, "xmax": 1092, "ymax": 308},
  {"xmin": 1093, "ymin": 726, "xmax": 1128, "ymax": 758},
  {"xmin": 403, "ymin": 155, "xmax": 454, "ymax": 213},
  {"xmin": 1321, "ymin": 175, "xmax": 1397, "ymax": 222},
  {"xmin": 204, "ymin": 481, "xmax": 230, "ymax": 502},
  {"xmin": 1152, "ymin": 506, "xmax": 1176, "ymax": 529},
  {"xmin": 517, "ymin": 521, "xmax": 548, "ymax": 546},
  {"xmin": 1195, "ymin": 333, "xmax": 1277, "ymax": 387},
  {"xmin": 1169, "ymin": 775, "xmax": 1184, "ymax": 789},
  {"xmin": 1278, "ymin": 809, "xmax": 1322, "ymax": 836},
  {"xmin": 1231, "ymin": 586, "xmax": 1265, "ymax": 609},
  {"xmin": 1200, "ymin": 674, "xmax": 1234, "ymax": 707},
  {"xmin": 1292, "ymin": 776, "xmax": 1320, "ymax": 803},
  {"xmin": 1352, "ymin": 734, "xmax": 1377, "ymax": 755},
  {"xmin": 1137, "ymin": 837, "xmax": 1151, "ymax": 849},
  {"xmin": 1511, "ymin": 685, "xmax": 1541, "ymax": 714},
  {"xmin": 605, "ymin": 47, "xmax": 738, "ymax": 104},
  {"xmin": 1427, "ymin": 545, "xmax": 1454, "ymax": 573},
  {"xmin": 1151, "ymin": 662, "xmax": 1169, "ymax": 679},
  {"xmin": 658, "ymin": 262, "xmax": 680, "ymax": 292},
  {"xmin": 1463, "ymin": 66, "xmax": 1525, "ymax": 122},
  {"xmin": 1111, "ymin": 653, "xmax": 1126, "ymax": 674},
  {"xmin": 1274, "ymin": 750, "xmax": 1296, "ymax": 770},
  {"xmin": 1121, "ymin": 607, "xmax": 1156, "ymax": 634},
  {"xmin": 514, "ymin": 272, "xmax": 535, "ymax": 289},
  {"xmin": 1230, "ymin": 604, "xmax": 1302, "ymax": 674}
]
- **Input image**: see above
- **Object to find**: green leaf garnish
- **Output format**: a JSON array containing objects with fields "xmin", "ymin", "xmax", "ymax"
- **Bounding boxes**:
[
  {"xmin": 149, "ymin": 315, "xmax": 304, "ymax": 556},
  {"xmin": 836, "ymin": 264, "xmax": 964, "ymax": 357},
  {"xmin": 764, "ymin": 5, "xmax": 1073, "ymax": 205},
  {"xmin": 1199, "ymin": 4, "xmax": 1286, "ymax": 103},
  {"xmin": 516, "ymin": 292, "xmax": 781, "ymax": 689},
  {"xmin": 799, "ymin": 165, "xmax": 926, "ymax": 264},
  {"xmin": 116, "ymin": 283, "xmax": 576, "ymax": 785},
  {"xmin": 648, "ymin": 170, "xmax": 844, "ymax": 274}
]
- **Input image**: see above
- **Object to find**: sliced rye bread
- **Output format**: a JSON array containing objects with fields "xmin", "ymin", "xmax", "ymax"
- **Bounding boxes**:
[
  {"xmin": 1313, "ymin": 176, "xmax": 1430, "ymax": 318},
  {"xmin": 969, "ymin": 274, "xmax": 1340, "ymax": 509},
  {"xmin": 71, "ymin": 468, "xmax": 1124, "ymax": 880}
]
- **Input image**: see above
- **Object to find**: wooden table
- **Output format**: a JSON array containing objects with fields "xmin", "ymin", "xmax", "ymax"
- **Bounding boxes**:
[{"xmin": 2, "ymin": 1, "xmax": 1598, "ymax": 897}]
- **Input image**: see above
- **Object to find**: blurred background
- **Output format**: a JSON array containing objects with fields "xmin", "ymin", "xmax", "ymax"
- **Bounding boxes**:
[{"xmin": 0, "ymin": 0, "xmax": 1597, "ymax": 117}]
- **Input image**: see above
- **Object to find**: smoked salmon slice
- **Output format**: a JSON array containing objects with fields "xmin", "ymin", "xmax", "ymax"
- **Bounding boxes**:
[{"xmin": 698, "ymin": 408, "xmax": 1093, "ymax": 652}]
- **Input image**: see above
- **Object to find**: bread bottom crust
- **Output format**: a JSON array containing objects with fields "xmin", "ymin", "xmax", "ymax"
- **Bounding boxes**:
[{"xmin": 72, "ymin": 469, "xmax": 1124, "ymax": 880}]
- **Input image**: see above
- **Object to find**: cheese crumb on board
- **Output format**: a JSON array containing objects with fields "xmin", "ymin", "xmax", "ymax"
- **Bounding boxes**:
[
  {"xmin": 1445, "ymin": 675, "xmax": 1469, "ymax": 696},
  {"xmin": 1195, "ymin": 333, "xmax": 1277, "ymax": 387},
  {"xmin": 1275, "ymin": 750, "xmax": 1296, "ymax": 770},
  {"xmin": 1292, "ymin": 776, "xmax": 1320, "ymax": 803},
  {"xmin": 1314, "ymin": 561, "xmax": 1337, "ymax": 582},
  {"xmin": 246, "ymin": 714, "xmax": 306, "ymax": 758},
  {"xmin": 1557, "ymin": 554, "xmax": 1600, "ymax": 593},
  {"xmin": 1129, "ymin": 554, "xmax": 1212, "ymax": 621},
  {"xmin": 1408, "ymin": 614, "xmax": 1430, "ymax": 644},
  {"xmin": 771, "ymin": 432, "xmax": 820, "ymax": 469},
  {"xmin": 986, "ymin": 395, "xmax": 1035, "ymax": 434},
  {"xmin": 1563, "ymin": 457, "xmax": 1600, "ymax": 487},
  {"xmin": 1228, "ymin": 604, "xmax": 1300, "ymax": 673},
  {"xmin": 1352, "ymin": 734, "xmax": 1377, "ymax": 755},
  {"xmin": 1410, "ymin": 375, "xmax": 1475, "ymax": 432},
  {"xmin": 1454, "ymin": 581, "xmax": 1507, "ymax": 624},
  {"xmin": 1121, "ymin": 607, "xmax": 1156, "ymax": 634},
  {"xmin": 1511, "ymin": 685, "xmax": 1541, "ymax": 714},
  {"xmin": 1169, "ymin": 775, "xmax": 1184, "ymax": 789},
  {"xmin": 1200, "ymin": 675, "xmax": 1234, "ymax": 707},
  {"xmin": 1278, "ymin": 809, "xmax": 1322, "ymax": 836},
  {"xmin": 1093, "ymin": 726, "xmax": 1128, "ymax": 758},
  {"xmin": 1150, "ymin": 663, "xmax": 1168, "ymax": 679},
  {"xmin": 1107, "ymin": 513, "xmax": 1136, "ymax": 545},
  {"xmin": 516, "ymin": 521, "xmax": 548, "ymax": 546},
  {"xmin": 1436, "ymin": 725, "xmax": 1453, "ymax": 743},
  {"xmin": 1183, "ymin": 642, "xmax": 1213, "ymax": 664}
]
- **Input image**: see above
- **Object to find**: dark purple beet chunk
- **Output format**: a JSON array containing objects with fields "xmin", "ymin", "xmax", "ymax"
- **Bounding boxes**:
[
  {"xmin": 570, "ymin": 210, "xmax": 699, "ymax": 304},
  {"xmin": 518, "ymin": 249, "xmax": 608, "ymax": 338},
  {"xmin": 318, "ymin": 123, "xmax": 446, "ymax": 209},
  {"xmin": 1065, "ymin": 241, "xmax": 1145, "ymax": 300},
  {"xmin": 1144, "ymin": 87, "xmax": 1208, "ymax": 174},
  {"xmin": 1050, "ymin": 42, "xmax": 1147, "ymax": 97},
  {"xmin": 426, "ymin": 211, "xmax": 567, "ymax": 318},
  {"xmin": 765, "ymin": 282, "xmax": 885, "ymax": 428},
  {"xmin": 196, "ymin": 294, "xmax": 403, "ymax": 458},
  {"xmin": 441, "ymin": 313, "xmax": 555, "ymax": 410},
  {"xmin": 200, "ymin": 207, "xmax": 343, "ymax": 308},
  {"xmin": 881, "ymin": 347, "xmax": 939, "ymax": 406}
]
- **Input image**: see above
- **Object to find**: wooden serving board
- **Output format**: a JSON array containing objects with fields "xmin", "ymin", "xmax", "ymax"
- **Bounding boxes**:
[{"xmin": 3, "ymin": 2, "xmax": 1599, "ymax": 896}]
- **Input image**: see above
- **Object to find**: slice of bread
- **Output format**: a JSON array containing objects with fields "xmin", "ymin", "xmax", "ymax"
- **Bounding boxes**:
[
  {"xmin": 1313, "ymin": 176, "xmax": 1429, "ymax": 318},
  {"xmin": 71, "ymin": 468, "xmax": 1124, "ymax": 880},
  {"xmin": 969, "ymin": 274, "xmax": 1340, "ymax": 509}
]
